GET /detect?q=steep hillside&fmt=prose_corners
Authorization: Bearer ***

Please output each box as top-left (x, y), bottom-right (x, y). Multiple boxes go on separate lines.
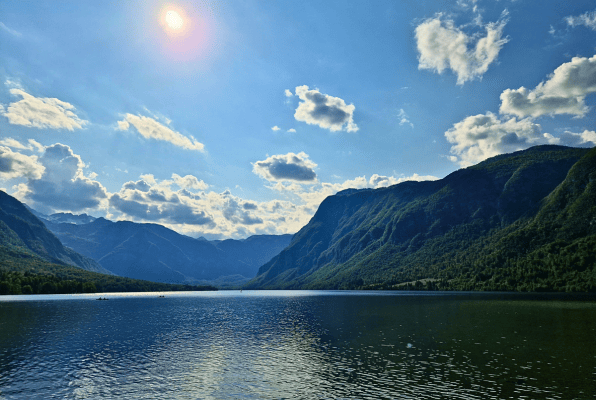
top-left (247, 146), bottom-right (595, 292)
top-left (0, 191), bottom-right (110, 274)
top-left (44, 218), bottom-right (292, 284)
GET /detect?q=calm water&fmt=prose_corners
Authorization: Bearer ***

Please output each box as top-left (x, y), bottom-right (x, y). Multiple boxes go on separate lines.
top-left (0, 291), bottom-right (595, 399)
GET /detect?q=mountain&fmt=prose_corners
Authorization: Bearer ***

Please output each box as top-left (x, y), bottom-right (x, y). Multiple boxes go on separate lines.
top-left (0, 192), bottom-right (216, 294)
top-left (246, 145), bottom-right (595, 292)
top-left (209, 235), bottom-right (294, 278)
top-left (43, 212), bottom-right (97, 225)
top-left (0, 191), bottom-right (111, 275)
top-left (43, 217), bottom-right (292, 285)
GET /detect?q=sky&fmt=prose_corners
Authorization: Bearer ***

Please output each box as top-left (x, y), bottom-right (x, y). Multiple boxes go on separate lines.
top-left (0, 0), bottom-right (596, 240)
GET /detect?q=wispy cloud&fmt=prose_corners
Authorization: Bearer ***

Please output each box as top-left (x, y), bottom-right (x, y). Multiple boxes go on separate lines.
top-left (117, 114), bottom-right (204, 152)
top-left (0, 137), bottom-right (44, 153)
top-left (565, 10), bottom-right (596, 30)
top-left (0, 22), bottom-right (22, 37)
top-left (2, 88), bottom-right (87, 130)
top-left (398, 109), bottom-right (414, 128)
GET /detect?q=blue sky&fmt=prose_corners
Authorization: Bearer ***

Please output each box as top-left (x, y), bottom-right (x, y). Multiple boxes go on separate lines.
top-left (0, 0), bottom-right (595, 239)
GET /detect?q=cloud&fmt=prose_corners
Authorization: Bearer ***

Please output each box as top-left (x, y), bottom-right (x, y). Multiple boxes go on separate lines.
top-left (271, 126), bottom-right (281, 131)
top-left (222, 197), bottom-right (263, 225)
top-left (252, 152), bottom-right (318, 182)
top-left (1, 89), bottom-right (87, 130)
top-left (0, 146), bottom-right (45, 180)
top-left (552, 129), bottom-right (596, 147)
top-left (415, 13), bottom-right (509, 84)
top-left (287, 128), bottom-right (296, 133)
top-left (565, 11), bottom-right (596, 30)
top-left (284, 89), bottom-right (293, 97)
top-left (107, 174), bottom-right (305, 238)
top-left (270, 173), bottom-right (439, 218)
top-left (109, 192), bottom-right (215, 226)
top-left (398, 109), bottom-right (414, 128)
top-left (117, 113), bottom-right (204, 151)
top-left (293, 85), bottom-right (358, 132)
top-left (110, 173), bottom-right (215, 226)
top-left (21, 144), bottom-right (108, 213)
top-left (171, 173), bottom-right (208, 190)
top-left (123, 179), bottom-right (152, 192)
top-left (499, 55), bottom-right (596, 118)
top-left (0, 137), bottom-right (44, 152)
top-left (0, 22), bottom-right (22, 37)
top-left (444, 112), bottom-right (567, 166)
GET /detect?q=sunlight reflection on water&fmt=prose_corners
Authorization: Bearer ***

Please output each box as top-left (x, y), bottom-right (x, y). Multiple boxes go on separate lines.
top-left (0, 291), bottom-right (595, 399)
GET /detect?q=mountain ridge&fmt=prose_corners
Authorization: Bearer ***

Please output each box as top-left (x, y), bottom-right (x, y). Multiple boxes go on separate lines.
top-left (0, 191), bottom-right (111, 275)
top-left (246, 145), bottom-right (595, 291)
top-left (42, 216), bottom-right (293, 285)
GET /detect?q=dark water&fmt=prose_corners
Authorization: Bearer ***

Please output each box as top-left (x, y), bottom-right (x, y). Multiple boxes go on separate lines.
top-left (0, 291), bottom-right (595, 399)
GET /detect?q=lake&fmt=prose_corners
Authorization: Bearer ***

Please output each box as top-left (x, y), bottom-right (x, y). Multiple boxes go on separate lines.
top-left (0, 291), bottom-right (595, 399)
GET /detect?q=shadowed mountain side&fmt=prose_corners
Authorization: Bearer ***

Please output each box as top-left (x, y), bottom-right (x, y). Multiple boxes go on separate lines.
top-left (209, 234), bottom-right (294, 278)
top-left (0, 191), bottom-right (110, 275)
top-left (246, 146), bottom-right (595, 291)
top-left (43, 217), bottom-right (292, 284)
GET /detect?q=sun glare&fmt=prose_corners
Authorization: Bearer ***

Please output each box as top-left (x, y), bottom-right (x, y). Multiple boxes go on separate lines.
top-left (166, 10), bottom-right (184, 30)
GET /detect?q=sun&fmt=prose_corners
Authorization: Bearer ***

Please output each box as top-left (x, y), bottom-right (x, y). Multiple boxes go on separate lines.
top-left (165, 10), bottom-right (184, 30)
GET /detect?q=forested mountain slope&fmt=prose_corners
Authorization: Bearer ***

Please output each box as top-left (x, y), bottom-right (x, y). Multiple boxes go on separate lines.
top-left (247, 146), bottom-right (595, 292)
top-left (0, 191), bottom-right (110, 274)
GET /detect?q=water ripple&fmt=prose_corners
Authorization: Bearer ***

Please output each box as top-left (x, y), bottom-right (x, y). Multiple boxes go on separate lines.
top-left (0, 292), bottom-right (595, 399)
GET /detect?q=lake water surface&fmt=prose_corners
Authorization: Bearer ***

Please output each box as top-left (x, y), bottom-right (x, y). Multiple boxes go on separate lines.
top-left (0, 291), bottom-right (595, 399)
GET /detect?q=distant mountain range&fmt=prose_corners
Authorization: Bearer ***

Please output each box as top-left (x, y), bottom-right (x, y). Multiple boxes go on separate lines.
top-left (246, 145), bottom-right (595, 292)
top-left (29, 210), bottom-right (97, 225)
top-left (38, 216), bottom-right (292, 285)
top-left (0, 191), bottom-right (110, 274)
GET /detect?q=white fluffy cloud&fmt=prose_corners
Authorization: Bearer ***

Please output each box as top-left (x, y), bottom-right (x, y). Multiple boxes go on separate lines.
top-left (549, 129), bottom-right (596, 147)
top-left (415, 13), bottom-right (508, 85)
top-left (117, 113), bottom-right (204, 152)
top-left (565, 11), bottom-right (596, 30)
top-left (14, 143), bottom-right (108, 213)
top-left (500, 55), bottom-right (596, 118)
top-left (109, 173), bottom-right (215, 227)
top-left (1, 88), bottom-right (87, 130)
top-left (108, 174), bottom-right (303, 238)
top-left (0, 146), bottom-right (45, 180)
top-left (293, 85), bottom-right (358, 132)
top-left (444, 112), bottom-right (556, 167)
top-left (171, 173), bottom-right (208, 190)
top-left (253, 152), bottom-right (318, 182)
